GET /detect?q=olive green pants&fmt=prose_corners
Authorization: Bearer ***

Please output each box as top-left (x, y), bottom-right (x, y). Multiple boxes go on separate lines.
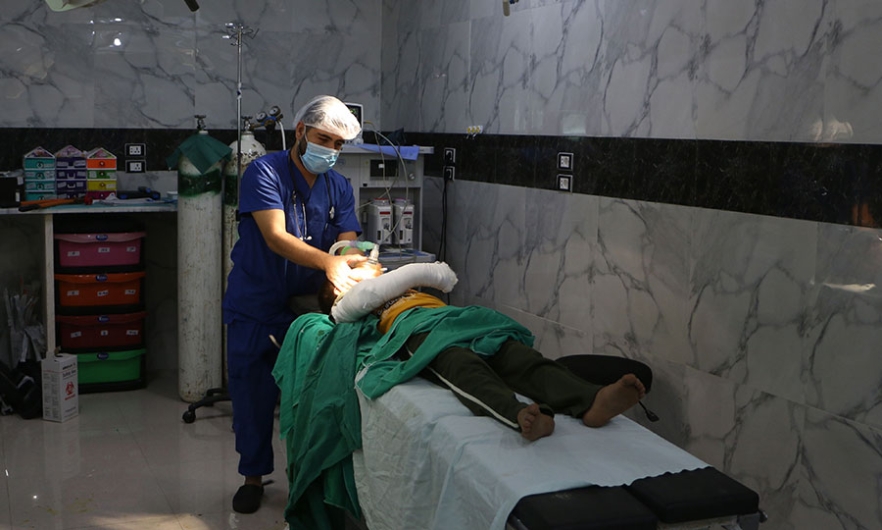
top-left (403, 333), bottom-right (603, 431)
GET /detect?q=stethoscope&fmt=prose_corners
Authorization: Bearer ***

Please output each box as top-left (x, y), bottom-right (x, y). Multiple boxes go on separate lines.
top-left (288, 150), bottom-right (335, 241)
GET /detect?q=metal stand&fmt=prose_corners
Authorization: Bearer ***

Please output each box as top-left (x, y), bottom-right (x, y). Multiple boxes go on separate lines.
top-left (181, 22), bottom-right (256, 423)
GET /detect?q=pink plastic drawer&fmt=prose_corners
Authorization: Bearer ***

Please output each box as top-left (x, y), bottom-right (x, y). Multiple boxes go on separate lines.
top-left (55, 232), bottom-right (145, 267)
top-left (56, 311), bottom-right (146, 350)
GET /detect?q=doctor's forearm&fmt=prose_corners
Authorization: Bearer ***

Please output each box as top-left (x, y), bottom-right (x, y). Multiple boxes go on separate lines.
top-left (266, 234), bottom-right (334, 271)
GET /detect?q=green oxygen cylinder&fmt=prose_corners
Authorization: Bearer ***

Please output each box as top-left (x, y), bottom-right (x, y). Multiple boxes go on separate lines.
top-left (166, 118), bottom-right (231, 403)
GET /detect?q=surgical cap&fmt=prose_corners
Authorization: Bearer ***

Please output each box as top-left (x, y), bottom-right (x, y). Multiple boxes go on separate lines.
top-left (293, 95), bottom-right (361, 141)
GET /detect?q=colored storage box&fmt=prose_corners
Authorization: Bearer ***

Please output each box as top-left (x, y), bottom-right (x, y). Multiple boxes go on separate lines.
top-left (56, 311), bottom-right (146, 351)
top-left (55, 145), bottom-right (86, 169)
top-left (55, 271), bottom-right (145, 308)
top-left (25, 191), bottom-right (56, 201)
top-left (77, 348), bottom-right (144, 385)
top-left (23, 147), bottom-right (56, 170)
top-left (25, 169), bottom-right (56, 180)
top-left (88, 169), bottom-right (115, 179)
top-left (25, 180), bottom-right (56, 191)
top-left (55, 231), bottom-right (145, 267)
top-left (85, 147), bottom-right (117, 170)
top-left (57, 169), bottom-right (87, 180)
top-left (86, 179), bottom-right (116, 191)
top-left (56, 179), bottom-right (87, 197)
top-left (85, 190), bottom-right (114, 200)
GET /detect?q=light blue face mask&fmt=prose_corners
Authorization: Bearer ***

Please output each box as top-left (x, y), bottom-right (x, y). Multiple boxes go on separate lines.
top-left (300, 141), bottom-right (340, 174)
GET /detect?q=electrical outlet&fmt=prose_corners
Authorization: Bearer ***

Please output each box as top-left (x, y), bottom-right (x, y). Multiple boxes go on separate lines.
top-left (443, 166), bottom-right (455, 182)
top-left (443, 147), bottom-right (456, 165)
top-left (557, 152), bottom-right (574, 171)
top-left (557, 174), bottom-right (572, 192)
top-left (126, 143), bottom-right (146, 157)
top-left (126, 160), bottom-right (146, 173)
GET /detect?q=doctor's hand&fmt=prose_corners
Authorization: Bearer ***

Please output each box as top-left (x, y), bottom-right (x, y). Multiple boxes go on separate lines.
top-left (326, 254), bottom-right (368, 293)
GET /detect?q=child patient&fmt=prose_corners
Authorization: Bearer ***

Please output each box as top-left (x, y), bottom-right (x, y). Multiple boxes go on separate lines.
top-left (320, 262), bottom-right (647, 441)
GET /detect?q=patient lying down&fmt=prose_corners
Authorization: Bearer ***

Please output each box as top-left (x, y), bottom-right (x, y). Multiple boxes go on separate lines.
top-left (320, 262), bottom-right (647, 442)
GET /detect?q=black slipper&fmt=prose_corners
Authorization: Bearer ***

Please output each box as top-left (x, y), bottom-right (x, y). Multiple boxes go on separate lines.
top-left (232, 484), bottom-right (264, 514)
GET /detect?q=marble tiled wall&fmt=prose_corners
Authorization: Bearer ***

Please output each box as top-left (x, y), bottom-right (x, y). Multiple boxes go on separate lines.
top-left (422, 178), bottom-right (882, 529)
top-left (392, 1), bottom-right (882, 529)
top-left (0, 0), bottom-right (382, 130)
top-left (382, 0), bottom-right (882, 144)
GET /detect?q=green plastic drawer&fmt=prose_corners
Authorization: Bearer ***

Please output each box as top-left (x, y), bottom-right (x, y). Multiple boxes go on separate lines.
top-left (77, 348), bottom-right (144, 385)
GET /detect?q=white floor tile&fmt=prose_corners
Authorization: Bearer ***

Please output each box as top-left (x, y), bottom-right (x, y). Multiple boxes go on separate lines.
top-left (7, 467), bottom-right (174, 529)
top-left (177, 511), bottom-right (288, 530)
top-left (0, 371), bottom-right (291, 530)
top-left (0, 476), bottom-right (12, 529)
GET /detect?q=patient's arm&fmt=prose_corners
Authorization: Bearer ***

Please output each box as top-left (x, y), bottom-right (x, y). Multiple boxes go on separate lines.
top-left (331, 262), bottom-right (458, 322)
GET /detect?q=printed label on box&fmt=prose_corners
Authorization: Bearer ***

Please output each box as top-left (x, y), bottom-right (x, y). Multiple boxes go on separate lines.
top-left (67, 289), bottom-right (79, 296)
top-left (71, 331), bottom-right (81, 338)
top-left (67, 251), bottom-right (80, 257)
top-left (127, 330), bottom-right (139, 336)
top-left (97, 290), bottom-right (108, 297)
top-left (125, 289), bottom-right (136, 295)
top-left (127, 246), bottom-right (137, 252)
top-left (98, 247), bottom-right (110, 253)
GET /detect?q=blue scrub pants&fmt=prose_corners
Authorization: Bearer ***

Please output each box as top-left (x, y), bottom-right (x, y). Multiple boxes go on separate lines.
top-left (226, 319), bottom-right (289, 477)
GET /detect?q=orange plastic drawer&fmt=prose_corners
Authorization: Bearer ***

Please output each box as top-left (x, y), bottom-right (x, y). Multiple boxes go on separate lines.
top-left (86, 159), bottom-right (117, 170)
top-left (55, 271), bottom-right (145, 307)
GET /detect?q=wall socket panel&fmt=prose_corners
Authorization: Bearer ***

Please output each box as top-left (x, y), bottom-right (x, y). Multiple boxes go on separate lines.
top-left (443, 166), bottom-right (455, 182)
top-left (557, 174), bottom-right (572, 192)
top-left (126, 143), bottom-right (146, 157)
top-left (557, 152), bottom-right (574, 171)
top-left (126, 160), bottom-right (146, 173)
top-left (443, 147), bottom-right (456, 165)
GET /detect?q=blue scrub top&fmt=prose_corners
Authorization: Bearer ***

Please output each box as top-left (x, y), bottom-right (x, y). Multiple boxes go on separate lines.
top-left (223, 149), bottom-right (361, 325)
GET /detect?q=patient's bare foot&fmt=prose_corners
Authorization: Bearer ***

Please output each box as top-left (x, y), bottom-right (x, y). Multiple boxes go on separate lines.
top-left (518, 403), bottom-right (555, 441)
top-left (582, 374), bottom-right (646, 428)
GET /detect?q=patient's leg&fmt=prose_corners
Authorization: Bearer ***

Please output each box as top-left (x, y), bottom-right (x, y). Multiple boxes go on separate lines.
top-left (405, 333), bottom-right (550, 437)
top-left (581, 374), bottom-right (645, 428)
top-left (487, 341), bottom-right (648, 425)
top-left (518, 403), bottom-right (555, 441)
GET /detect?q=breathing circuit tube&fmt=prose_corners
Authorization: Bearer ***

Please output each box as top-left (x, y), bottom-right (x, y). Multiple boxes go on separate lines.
top-left (329, 240), bottom-right (380, 264)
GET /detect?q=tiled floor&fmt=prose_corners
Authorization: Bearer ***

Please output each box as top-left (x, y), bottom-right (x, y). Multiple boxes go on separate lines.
top-left (0, 371), bottom-right (290, 530)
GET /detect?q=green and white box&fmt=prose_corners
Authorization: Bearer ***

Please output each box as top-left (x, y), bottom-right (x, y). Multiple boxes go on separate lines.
top-left (42, 353), bottom-right (79, 422)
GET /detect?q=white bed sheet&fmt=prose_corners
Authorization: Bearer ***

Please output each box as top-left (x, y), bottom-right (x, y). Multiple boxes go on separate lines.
top-left (353, 377), bottom-right (708, 530)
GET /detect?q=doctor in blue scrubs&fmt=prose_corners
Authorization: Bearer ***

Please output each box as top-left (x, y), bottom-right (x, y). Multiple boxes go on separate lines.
top-left (222, 95), bottom-right (367, 514)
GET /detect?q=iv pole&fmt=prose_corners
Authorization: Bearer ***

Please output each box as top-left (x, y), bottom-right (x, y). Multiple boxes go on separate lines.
top-left (180, 22), bottom-right (259, 422)
top-left (180, 22), bottom-right (257, 420)
top-left (225, 22), bottom-right (257, 187)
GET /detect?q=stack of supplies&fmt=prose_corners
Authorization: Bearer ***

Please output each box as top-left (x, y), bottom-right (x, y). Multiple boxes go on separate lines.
top-left (23, 147), bottom-right (56, 202)
top-left (54, 145), bottom-right (87, 199)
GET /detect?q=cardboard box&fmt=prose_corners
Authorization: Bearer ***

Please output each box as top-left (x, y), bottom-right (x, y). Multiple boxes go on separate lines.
top-left (42, 353), bottom-right (79, 422)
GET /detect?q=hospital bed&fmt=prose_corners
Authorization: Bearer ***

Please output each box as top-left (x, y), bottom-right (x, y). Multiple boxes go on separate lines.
top-left (350, 356), bottom-right (764, 530)
top-left (505, 355), bottom-right (764, 530)
top-left (274, 260), bottom-right (764, 530)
